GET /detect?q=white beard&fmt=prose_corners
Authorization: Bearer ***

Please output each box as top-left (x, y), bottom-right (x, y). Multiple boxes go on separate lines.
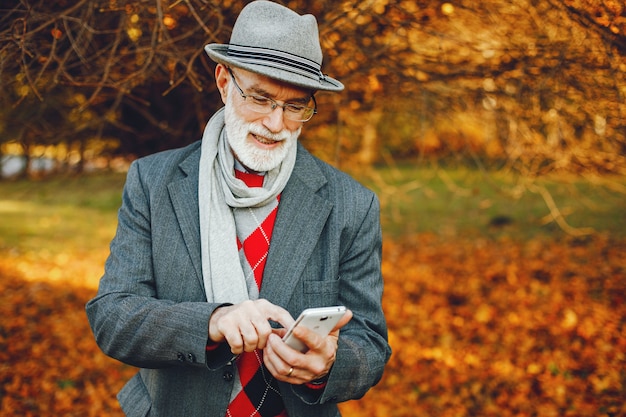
top-left (224, 94), bottom-right (301, 172)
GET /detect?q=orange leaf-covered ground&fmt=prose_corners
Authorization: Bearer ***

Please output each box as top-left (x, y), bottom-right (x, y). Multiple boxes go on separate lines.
top-left (0, 266), bottom-right (136, 417)
top-left (1, 234), bottom-right (624, 416)
top-left (342, 234), bottom-right (626, 417)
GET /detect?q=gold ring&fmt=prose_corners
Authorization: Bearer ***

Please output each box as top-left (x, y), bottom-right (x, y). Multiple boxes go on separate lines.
top-left (286, 367), bottom-right (294, 377)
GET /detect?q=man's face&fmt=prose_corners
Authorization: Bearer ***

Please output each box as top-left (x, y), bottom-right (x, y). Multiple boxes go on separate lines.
top-left (223, 68), bottom-right (308, 172)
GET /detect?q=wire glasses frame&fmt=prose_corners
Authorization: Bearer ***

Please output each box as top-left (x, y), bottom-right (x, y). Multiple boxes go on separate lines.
top-left (227, 68), bottom-right (317, 122)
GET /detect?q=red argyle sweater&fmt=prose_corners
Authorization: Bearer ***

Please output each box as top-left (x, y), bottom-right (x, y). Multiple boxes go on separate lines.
top-left (225, 169), bottom-right (287, 417)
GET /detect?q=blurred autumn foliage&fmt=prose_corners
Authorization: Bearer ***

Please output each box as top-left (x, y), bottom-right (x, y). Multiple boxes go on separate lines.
top-left (1, 0), bottom-right (625, 175)
top-left (1, 233), bottom-right (624, 416)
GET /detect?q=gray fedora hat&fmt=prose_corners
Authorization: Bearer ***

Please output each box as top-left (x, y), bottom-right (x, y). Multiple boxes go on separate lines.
top-left (204, 1), bottom-right (343, 92)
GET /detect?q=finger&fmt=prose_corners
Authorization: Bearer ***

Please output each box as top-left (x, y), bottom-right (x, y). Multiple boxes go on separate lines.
top-left (288, 326), bottom-right (334, 355)
top-left (239, 322), bottom-right (260, 352)
top-left (218, 301), bottom-right (272, 352)
top-left (249, 317), bottom-right (274, 350)
top-left (223, 316), bottom-right (262, 353)
top-left (208, 305), bottom-right (234, 344)
top-left (263, 335), bottom-right (296, 380)
top-left (249, 301), bottom-right (291, 350)
top-left (290, 311), bottom-right (349, 348)
top-left (255, 299), bottom-right (296, 330)
top-left (224, 330), bottom-right (245, 355)
top-left (266, 334), bottom-right (329, 383)
top-left (272, 327), bottom-right (288, 338)
top-left (331, 308), bottom-right (353, 332)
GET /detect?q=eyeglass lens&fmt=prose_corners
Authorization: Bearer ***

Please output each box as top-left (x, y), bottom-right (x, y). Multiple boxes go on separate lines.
top-left (229, 69), bottom-right (316, 122)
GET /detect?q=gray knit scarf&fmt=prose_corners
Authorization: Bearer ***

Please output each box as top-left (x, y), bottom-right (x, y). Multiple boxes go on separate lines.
top-left (198, 108), bottom-right (296, 304)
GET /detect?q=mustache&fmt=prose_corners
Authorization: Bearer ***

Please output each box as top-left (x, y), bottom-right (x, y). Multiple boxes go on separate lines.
top-left (247, 123), bottom-right (294, 142)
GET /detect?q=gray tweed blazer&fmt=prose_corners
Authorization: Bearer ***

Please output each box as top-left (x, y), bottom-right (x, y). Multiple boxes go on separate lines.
top-left (86, 141), bottom-right (391, 417)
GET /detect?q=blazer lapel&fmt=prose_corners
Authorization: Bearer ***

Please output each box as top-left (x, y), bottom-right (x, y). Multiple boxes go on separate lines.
top-left (164, 143), bottom-right (332, 303)
top-left (261, 145), bottom-right (333, 307)
top-left (167, 146), bottom-right (205, 292)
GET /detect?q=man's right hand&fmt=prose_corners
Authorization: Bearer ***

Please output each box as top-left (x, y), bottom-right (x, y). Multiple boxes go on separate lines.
top-left (208, 299), bottom-right (295, 355)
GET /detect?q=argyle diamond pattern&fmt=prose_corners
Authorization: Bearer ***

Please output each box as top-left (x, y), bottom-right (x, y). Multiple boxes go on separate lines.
top-left (225, 170), bottom-right (286, 417)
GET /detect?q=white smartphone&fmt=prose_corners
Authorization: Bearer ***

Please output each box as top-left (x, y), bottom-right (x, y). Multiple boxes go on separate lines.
top-left (282, 306), bottom-right (347, 353)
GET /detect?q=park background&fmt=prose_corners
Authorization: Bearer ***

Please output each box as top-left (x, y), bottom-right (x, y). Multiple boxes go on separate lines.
top-left (0, 0), bottom-right (625, 416)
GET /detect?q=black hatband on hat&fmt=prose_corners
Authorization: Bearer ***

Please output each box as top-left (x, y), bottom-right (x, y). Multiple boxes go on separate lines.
top-left (227, 45), bottom-right (325, 82)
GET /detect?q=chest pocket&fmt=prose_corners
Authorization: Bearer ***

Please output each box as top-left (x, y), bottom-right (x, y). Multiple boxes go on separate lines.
top-left (302, 278), bottom-right (340, 306)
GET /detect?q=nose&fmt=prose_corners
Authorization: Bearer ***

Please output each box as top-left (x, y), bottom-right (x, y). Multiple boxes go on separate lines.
top-left (262, 106), bottom-right (286, 133)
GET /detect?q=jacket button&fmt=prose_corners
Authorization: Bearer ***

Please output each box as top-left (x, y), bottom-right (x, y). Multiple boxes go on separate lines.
top-left (187, 353), bottom-right (196, 363)
top-left (177, 352), bottom-right (185, 362)
top-left (223, 371), bottom-right (234, 381)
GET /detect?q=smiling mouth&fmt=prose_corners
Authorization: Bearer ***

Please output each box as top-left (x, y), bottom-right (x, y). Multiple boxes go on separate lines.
top-left (252, 133), bottom-right (281, 145)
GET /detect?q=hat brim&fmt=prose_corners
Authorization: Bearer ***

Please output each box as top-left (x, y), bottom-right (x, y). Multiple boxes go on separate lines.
top-left (205, 44), bottom-right (344, 92)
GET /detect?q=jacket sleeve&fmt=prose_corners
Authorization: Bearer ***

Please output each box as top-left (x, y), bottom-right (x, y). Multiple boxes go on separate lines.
top-left (85, 159), bottom-right (226, 369)
top-left (325, 193), bottom-right (390, 402)
top-left (288, 191), bottom-right (391, 406)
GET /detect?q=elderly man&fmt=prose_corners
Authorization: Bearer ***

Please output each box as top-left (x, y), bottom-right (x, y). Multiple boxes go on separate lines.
top-left (86, 1), bottom-right (391, 416)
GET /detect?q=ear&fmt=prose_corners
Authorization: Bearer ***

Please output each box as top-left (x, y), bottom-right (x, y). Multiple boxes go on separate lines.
top-left (215, 64), bottom-right (229, 104)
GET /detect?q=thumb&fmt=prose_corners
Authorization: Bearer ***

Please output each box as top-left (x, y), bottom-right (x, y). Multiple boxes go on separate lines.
top-left (329, 309), bottom-right (353, 335)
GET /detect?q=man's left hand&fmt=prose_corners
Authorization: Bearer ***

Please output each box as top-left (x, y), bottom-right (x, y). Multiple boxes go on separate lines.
top-left (263, 309), bottom-right (353, 384)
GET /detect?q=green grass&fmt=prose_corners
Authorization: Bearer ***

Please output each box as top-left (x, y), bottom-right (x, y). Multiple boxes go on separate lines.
top-left (0, 173), bottom-right (126, 255)
top-left (0, 168), bottom-right (624, 260)
top-left (349, 164), bottom-right (626, 240)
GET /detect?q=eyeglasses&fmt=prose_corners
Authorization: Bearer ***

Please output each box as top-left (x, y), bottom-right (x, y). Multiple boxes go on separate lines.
top-left (228, 68), bottom-right (317, 122)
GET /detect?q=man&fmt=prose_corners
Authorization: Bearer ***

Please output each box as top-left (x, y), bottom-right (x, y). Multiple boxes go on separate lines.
top-left (86, 1), bottom-right (391, 416)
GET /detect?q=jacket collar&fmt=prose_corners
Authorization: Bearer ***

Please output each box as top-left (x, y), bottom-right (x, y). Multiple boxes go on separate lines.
top-left (169, 141), bottom-right (332, 303)
top-left (260, 143), bottom-right (333, 306)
